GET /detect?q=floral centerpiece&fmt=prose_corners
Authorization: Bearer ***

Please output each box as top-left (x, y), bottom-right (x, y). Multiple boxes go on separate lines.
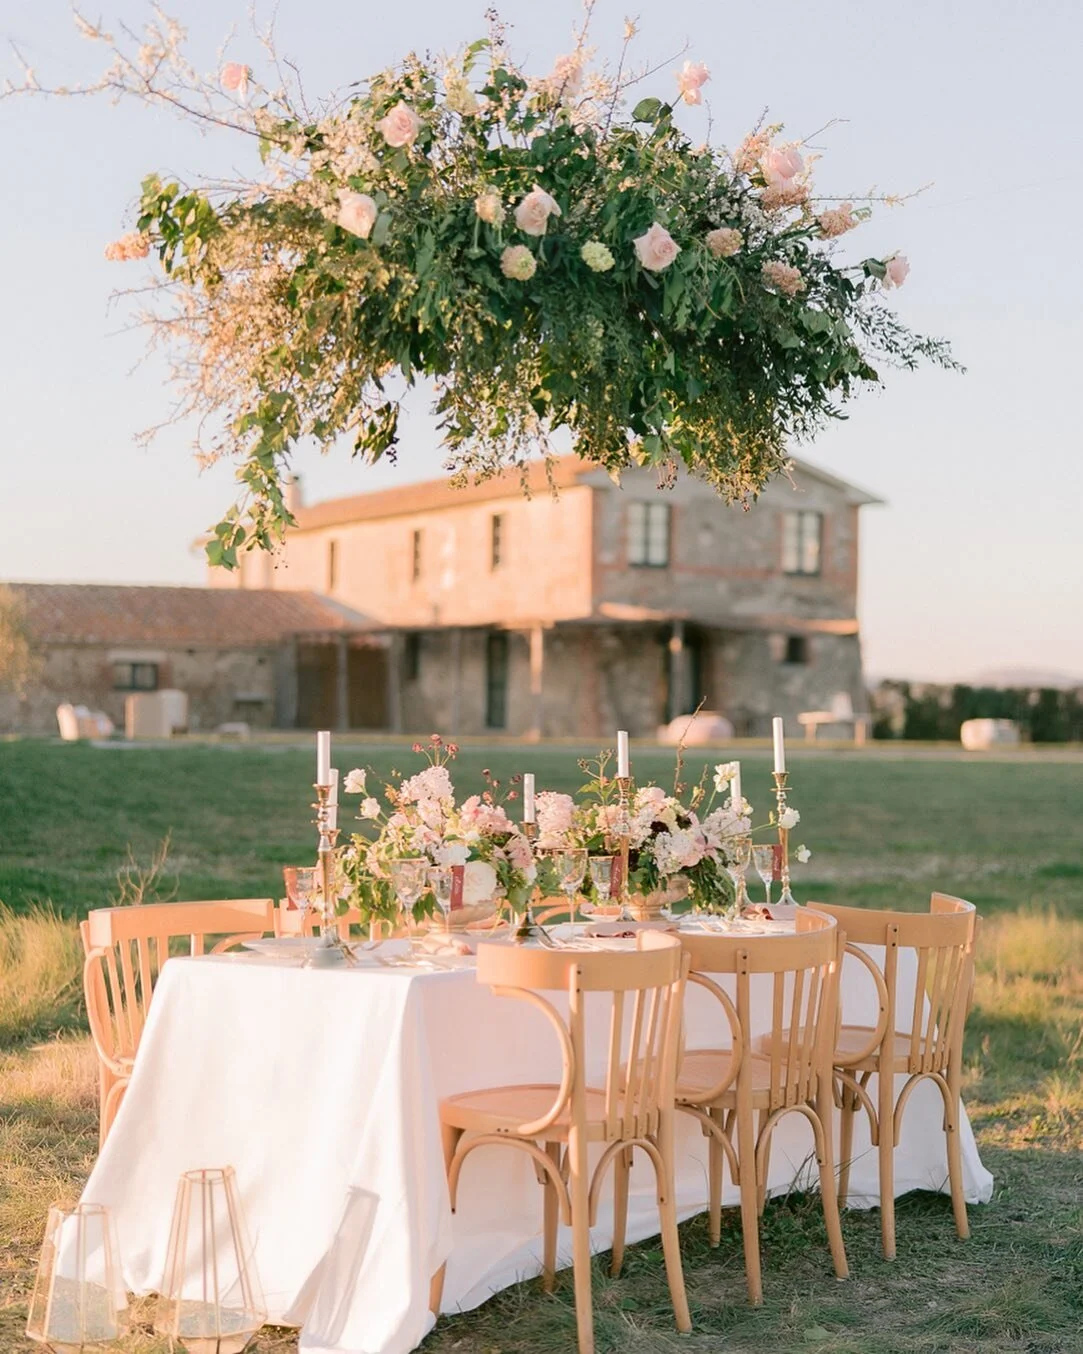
top-left (339, 737), bottom-right (536, 931)
top-left (12, 12), bottom-right (956, 565)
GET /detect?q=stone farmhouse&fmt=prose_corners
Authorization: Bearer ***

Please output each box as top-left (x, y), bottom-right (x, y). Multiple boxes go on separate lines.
top-left (208, 455), bottom-right (881, 738)
top-left (3, 456), bottom-right (879, 738)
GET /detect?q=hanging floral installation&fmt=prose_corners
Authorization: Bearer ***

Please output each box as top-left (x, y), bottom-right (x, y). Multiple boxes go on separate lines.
top-left (6, 8), bottom-right (956, 566)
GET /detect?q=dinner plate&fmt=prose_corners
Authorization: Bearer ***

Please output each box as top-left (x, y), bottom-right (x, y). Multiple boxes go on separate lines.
top-left (241, 937), bottom-right (327, 956)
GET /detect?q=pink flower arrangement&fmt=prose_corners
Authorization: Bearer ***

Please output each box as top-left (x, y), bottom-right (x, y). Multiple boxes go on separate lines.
top-left (675, 60), bottom-right (710, 106)
top-left (633, 222), bottom-right (681, 272)
top-left (817, 202), bottom-right (858, 239)
top-left (398, 764), bottom-right (454, 805)
top-left (535, 791), bottom-right (575, 846)
top-left (377, 101), bottom-right (422, 148)
top-left (458, 794), bottom-right (514, 836)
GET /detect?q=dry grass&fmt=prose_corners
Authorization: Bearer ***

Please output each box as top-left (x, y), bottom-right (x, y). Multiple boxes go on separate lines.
top-left (0, 905), bottom-right (83, 1046)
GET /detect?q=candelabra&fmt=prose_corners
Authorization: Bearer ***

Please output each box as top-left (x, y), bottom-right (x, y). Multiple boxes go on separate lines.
top-left (310, 783), bottom-right (349, 966)
top-left (771, 771), bottom-right (798, 906)
top-left (614, 775), bottom-right (632, 916)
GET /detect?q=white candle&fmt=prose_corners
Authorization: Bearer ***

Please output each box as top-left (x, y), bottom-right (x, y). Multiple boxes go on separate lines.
top-left (316, 730), bottom-right (331, 787)
top-left (772, 716), bottom-right (786, 774)
top-left (522, 773), bottom-right (536, 824)
top-left (731, 763), bottom-right (742, 815)
top-left (616, 730), bottom-right (630, 779)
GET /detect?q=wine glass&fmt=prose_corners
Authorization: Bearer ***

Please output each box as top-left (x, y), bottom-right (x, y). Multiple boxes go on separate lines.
top-left (428, 865), bottom-right (455, 932)
top-left (390, 857), bottom-right (430, 947)
top-left (751, 844), bottom-right (776, 908)
top-left (725, 836), bottom-right (753, 916)
top-left (283, 866), bottom-right (319, 931)
top-left (588, 856), bottom-right (615, 916)
top-left (556, 848), bottom-right (588, 926)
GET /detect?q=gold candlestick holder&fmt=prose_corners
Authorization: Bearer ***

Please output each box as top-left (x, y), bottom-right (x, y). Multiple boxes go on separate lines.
top-left (772, 771), bottom-right (798, 906)
top-left (513, 819), bottom-right (555, 947)
top-left (615, 776), bottom-right (633, 918)
top-left (310, 783), bottom-right (348, 966)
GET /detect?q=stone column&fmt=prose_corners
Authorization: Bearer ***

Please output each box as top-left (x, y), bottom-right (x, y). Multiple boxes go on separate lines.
top-left (527, 625), bottom-right (545, 742)
top-left (667, 619), bottom-right (687, 723)
top-left (335, 633), bottom-right (349, 731)
top-left (386, 633), bottom-right (404, 734)
top-left (449, 629), bottom-right (463, 734)
top-left (274, 636), bottom-right (299, 729)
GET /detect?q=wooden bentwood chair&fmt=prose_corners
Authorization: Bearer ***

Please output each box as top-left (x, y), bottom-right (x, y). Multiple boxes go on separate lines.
top-left (80, 899), bottom-right (275, 1146)
top-left (807, 895), bottom-right (979, 1260)
top-left (675, 910), bottom-right (849, 1305)
top-left (434, 933), bottom-right (691, 1354)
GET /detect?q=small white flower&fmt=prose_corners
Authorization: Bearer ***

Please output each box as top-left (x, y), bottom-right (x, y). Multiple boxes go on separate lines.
top-left (359, 797), bottom-right (381, 820)
top-left (729, 795), bottom-right (751, 818)
top-left (436, 842), bottom-right (470, 867)
top-left (580, 240), bottom-right (615, 272)
top-left (779, 807), bottom-right (800, 830)
top-left (796, 845), bottom-right (811, 864)
top-left (344, 768), bottom-right (367, 794)
top-left (713, 761), bottom-right (739, 792)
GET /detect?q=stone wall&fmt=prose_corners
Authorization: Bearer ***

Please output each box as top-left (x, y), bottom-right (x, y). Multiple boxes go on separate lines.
top-left (0, 643), bottom-right (280, 735)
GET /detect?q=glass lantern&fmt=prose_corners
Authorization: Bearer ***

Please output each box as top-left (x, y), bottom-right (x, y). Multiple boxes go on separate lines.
top-left (154, 1167), bottom-right (265, 1354)
top-left (26, 1202), bottom-right (129, 1352)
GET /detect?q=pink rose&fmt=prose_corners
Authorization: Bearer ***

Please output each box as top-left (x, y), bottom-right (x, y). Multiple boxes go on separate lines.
top-left (706, 227), bottom-right (743, 258)
top-left (377, 101), bottom-right (422, 149)
top-left (633, 222), bottom-right (681, 273)
top-left (336, 191), bottom-right (378, 240)
top-left (883, 254), bottom-right (910, 289)
top-left (513, 185), bottom-right (562, 237)
top-left (675, 60), bottom-right (710, 106)
top-left (220, 62), bottom-right (249, 97)
top-left (760, 144), bottom-right (804, 186)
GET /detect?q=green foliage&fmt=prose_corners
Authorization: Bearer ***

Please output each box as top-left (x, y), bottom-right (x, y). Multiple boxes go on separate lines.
top-left (872, 680), bottom-right (1083, 742)
top-left (122, 39), bottom-right (954, 567)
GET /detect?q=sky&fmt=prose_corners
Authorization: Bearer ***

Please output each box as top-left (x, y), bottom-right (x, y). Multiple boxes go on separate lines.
top-left (2, 0), bottom-right (1081, 683)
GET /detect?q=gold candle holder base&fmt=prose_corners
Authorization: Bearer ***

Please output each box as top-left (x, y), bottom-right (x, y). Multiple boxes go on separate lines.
top-left (311, 783), bottom-right (349, 964)
top-left (513, 820), bottom-right (554, 946)
top-left (772, 770), bottom-right (797, 906)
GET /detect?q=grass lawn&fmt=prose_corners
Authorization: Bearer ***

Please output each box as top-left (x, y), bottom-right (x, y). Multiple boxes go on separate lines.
top-left (1, 738), bottom-right (1082, 1352)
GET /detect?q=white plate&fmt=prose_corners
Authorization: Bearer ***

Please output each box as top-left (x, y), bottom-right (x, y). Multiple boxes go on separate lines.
top-left (242, 937), bottom-right (327, 956)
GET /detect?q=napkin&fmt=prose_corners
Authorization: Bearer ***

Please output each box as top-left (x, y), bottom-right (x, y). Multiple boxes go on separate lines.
top-left (417, 932), bottom-right (474, 958)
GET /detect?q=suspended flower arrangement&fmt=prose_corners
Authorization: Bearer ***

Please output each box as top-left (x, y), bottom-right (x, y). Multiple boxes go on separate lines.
top-left (8, 10), bottom-right (956, 566)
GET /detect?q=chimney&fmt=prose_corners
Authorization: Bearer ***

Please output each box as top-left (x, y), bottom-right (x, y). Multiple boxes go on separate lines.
top-left (286, 474), bottom-right (304, 516)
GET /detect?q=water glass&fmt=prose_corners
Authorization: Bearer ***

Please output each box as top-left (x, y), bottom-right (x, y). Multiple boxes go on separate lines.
top-left (726, 835), bottom-right (753, 914)
top-left (282, 866), bottom-right (319, 928)
top-left (588, 856), bottom-right (615, 912)
top-left (428, 866), bottom-right (455, 930)
top-left (390, 858), bottom-right (430, 942)
top-left (751, 844), bottom-right (776, 907)
top-left (556, 848), bottom-right (588, 925)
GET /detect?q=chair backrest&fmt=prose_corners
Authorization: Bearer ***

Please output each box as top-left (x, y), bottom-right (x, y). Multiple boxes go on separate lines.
top-left (678, 910), bottom-right (842, 1111)
top-left (808, 895), bottom-right (977, 1074)
top-left (475, 933), bottom-right (688, 1142)
top-left (82, 899), bottom-right (275, 1065)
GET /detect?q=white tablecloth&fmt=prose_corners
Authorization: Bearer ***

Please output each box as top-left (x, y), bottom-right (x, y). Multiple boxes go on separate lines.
top-left (81, 945), bottom-right (993, 1354)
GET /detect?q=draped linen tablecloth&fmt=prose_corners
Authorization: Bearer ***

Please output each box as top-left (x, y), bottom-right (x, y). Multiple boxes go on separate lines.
top-left (80, 944), bottom-right (993, 1354)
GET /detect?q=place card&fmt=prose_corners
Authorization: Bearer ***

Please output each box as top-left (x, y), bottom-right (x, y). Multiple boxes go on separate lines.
top-left (449, 865), bottom-right (465, 911)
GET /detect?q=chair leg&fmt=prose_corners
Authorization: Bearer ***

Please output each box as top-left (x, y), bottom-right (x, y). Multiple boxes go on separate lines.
top-left (756, 1110), bottom-right (771, 1216)
top-left (877, 1068), bottom-right (897, 1261)
top-left (655, 1117), bottom-right (692, 1333)
top-left (568, 1127), bottom-right (595, 1354)
top-left (544, 1141), bottom-right (563, 1292)
top-left (429, 1122), bottom-right (463, 1316)
top-left (837, 1077), bottom-right (856, 1209)
top-left (814, 1090), bottom-right (849, 1281)
top-left (736, 1104), bottom-right (763, 1305)
top-left (610, 1146), bottom-right (631, 1278)
top-left (707, 1106), bottom-right (724, 1247)
top-left (945, 1076), bottom-right (970, 1241)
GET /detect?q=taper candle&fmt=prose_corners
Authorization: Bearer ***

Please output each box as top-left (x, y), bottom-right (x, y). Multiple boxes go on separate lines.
top-left (731, 763), bottom-right (742, 816)
top-left (616, 730), bottom-right (630, 779)
top-left (772, 716), bottom-right (786, 774)
top-left (316, 730), bottom-right (332, 787)
top-left (522, 773), bottom-right (536, 824)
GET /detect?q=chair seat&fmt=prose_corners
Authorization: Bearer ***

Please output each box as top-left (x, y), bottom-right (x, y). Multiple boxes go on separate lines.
top-left (752, 1025), bottom-right (935, 1072)
top-left (440, 1083), bottom-right (612, 1141)
top-left (676, 1048), bottom-right (819, 1109)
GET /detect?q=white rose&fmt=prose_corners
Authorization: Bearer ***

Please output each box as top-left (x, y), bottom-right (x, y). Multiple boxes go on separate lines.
top-left (796, 845), bottom-right (811, 863)
top-left (514, 185), bottom-right (562, 237)
top-left (360, 797), bottom-right (381, 820)
top-left (377, 101), bottom-right (422, 148)
top-left (463, 860), bottom-right (498, 905)
top-left (337, 192), bottom-right (378, 240)
top-left (633, 222), bottom-right (681, 272)
top-left (779, 807), bottom-right (800, 830)
top-left (344, 768), bottom-right (367, 794)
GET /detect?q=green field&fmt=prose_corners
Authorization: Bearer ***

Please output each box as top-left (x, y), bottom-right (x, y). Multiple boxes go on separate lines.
top-left (1, 739), bottom-right (1082, 1352)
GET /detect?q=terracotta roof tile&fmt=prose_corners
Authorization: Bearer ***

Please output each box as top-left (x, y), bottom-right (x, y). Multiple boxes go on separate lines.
top-left (293, 455), bottom-right (594, 532)
top-left (11, 584), bottom-right (371, 646)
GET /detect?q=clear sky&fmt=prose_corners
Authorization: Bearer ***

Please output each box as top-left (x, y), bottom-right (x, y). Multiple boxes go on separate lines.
top-left (3, 0), bottom-right (1081, 683)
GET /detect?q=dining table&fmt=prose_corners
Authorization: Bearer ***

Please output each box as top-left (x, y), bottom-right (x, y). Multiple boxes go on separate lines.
top-left (79, 921), bottom-right (994, 1354)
